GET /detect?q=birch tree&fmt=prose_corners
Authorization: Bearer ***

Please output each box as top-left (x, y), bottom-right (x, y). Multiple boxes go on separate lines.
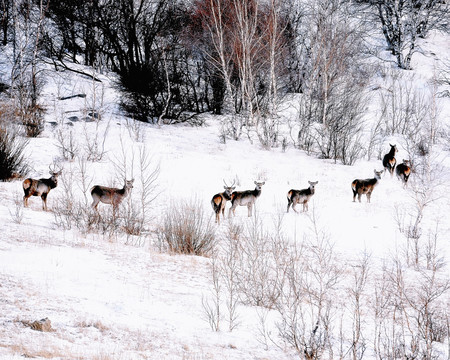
top-left (373, 0), bottom-right (448, 69)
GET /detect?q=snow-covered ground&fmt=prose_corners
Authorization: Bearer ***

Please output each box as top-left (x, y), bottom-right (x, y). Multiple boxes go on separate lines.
top-left (0, 29), bottom-right (449, 359)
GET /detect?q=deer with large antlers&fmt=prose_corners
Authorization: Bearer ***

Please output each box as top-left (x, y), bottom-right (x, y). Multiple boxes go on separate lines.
top-left (211, 180), bottom-right (236, 224)
top-left (22, 165), bottom-right (63, 211)
top-left (229, 181), bottom-right (265, 218)
top-left (91, 179), bottom-right (134, 214)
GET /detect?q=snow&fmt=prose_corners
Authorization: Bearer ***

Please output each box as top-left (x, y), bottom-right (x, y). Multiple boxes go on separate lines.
top-left (0, 29), bottom-right (449, 359)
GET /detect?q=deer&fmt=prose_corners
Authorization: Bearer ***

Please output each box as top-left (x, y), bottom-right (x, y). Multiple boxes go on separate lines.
top-left (287, 181), bottom-right (318, 213)
top-left (395, 159), bottom-right (411, 188)
top-left (91, 179), bottom-right (134, 214)
top-left (382, 144), bottom-right (398, 177)
top-left (351, 169), bottom-right (383, 203)
top-left (229, 181), bottom-right (265, 218)
top-left (22, 165), bottom-right (62, 211)
top-left (211, 180), bottom-right (236, 224)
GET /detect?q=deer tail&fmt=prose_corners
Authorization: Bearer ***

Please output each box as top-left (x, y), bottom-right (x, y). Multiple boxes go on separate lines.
top-left (287, 190), bottom-right (292, 201)
top-left (211, 195), bottom-right (222, 213)
top-left (351, 180), bottom-right (357, 193)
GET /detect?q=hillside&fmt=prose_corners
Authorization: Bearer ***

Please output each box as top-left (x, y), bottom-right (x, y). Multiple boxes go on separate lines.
top-left (0, 16), bottom-right (449, 360)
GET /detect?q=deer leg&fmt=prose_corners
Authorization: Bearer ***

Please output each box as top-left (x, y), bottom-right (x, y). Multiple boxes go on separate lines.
top-left (367, 192), bottom-right (371, 203)
top-left (91, 195), bottom-right (100, 211)
top-left (215, 210), bottom-right (220, 224)
top-left (292, 203), bottom-right (299, 213)
top-left (357, 193), bottom-right (362, 203)
top-left (41, 193), bottom-right (48, 211)
top-left (247, 203), bottom-right (252, 217)
top-left (112, 204), bottom-right (118, 219)
top-left (229, 203), bottom-right (236, 218)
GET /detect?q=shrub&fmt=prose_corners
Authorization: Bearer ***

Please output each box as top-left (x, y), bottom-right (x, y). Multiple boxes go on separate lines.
top-left (156, 199), bottom-right (217, 256)
top-left (0, 126), bottom-right (29, 181)
top-left (22, 105), bottom-right (45, 138)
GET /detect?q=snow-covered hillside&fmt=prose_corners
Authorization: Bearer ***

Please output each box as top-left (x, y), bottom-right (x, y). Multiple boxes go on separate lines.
top-left (0, 29), bottom-right (449, 359)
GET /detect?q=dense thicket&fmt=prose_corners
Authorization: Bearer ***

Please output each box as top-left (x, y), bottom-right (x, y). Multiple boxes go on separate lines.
top-left (0, 0), bottom-right (447, 158)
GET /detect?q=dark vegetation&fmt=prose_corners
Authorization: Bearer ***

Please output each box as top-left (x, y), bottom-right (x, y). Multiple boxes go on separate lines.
top-left (0, 0), bottom-right (448, 172)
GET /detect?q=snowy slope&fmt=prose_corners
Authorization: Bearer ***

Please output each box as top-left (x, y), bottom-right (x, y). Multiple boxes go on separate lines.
top-left (0, 29), bottom-right (449, 359)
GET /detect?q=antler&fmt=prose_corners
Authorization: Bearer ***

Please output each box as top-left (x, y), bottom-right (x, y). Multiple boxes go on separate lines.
top-left (49, 162), bottom-right (63, 174)
top-left (223, 179), bottom-right (236, 188)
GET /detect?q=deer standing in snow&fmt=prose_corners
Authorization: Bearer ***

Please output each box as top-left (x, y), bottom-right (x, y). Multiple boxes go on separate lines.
top-left (211, 180), bottom-right (236, 224)
top-left (382, 144), bottom-right (397, 177)
top-left (22, 165), bottom-right (62, 211)
top-left (287, 181), bottom-right (318, 213)
top-left (395, 159), bottom-right (411, 188)
top-left (229, 181), bottom-right (265, 218)
top-left (351, 170), bottom-right (383, 203)
top-left (91, 179), bottom-right (134, 214)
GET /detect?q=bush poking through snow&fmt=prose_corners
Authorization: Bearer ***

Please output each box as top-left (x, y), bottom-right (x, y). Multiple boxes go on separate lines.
top-left (156, 199), bottom-right (217, 256)
top-left (0, 125), bottom-right (29, 181)
top-left (21, 105), bottom-right (45, 138)
top-left (21, 318), bottom-right (53, 332)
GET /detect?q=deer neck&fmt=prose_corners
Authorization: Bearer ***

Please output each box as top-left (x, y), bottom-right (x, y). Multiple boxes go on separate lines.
top-left (43, 177), bottom-right (58, 189)
top-left (253, 187), bottom-right (262, 198)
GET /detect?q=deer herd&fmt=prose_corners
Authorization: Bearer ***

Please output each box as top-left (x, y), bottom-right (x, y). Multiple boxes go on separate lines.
top-left (21, 144), bottom-right (412, 225)
top-left (209, 144), bottom-right (411, 223)
top-left (21, 164), bottom-right (134, 213)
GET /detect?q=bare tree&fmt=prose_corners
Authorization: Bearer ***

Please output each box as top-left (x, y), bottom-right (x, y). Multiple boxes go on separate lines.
top-left (219, 222), bottom-right (243, 331)
top-left (193, 0), bottom-right (289, 145)
top-left (292, 0), bottom-right (369, 165)
top-left (202, 252), bottom-right (222, 332)
top-left (371, 0), bottom-right (448, 69)
top-left (347, 253), bottom-right (371, 360)
top-left (373, 254), bottom-right (450, 359)
top-left (10, 0), bottom-right (48, 137)
top-left (275, 211), bottom-right (343, 359)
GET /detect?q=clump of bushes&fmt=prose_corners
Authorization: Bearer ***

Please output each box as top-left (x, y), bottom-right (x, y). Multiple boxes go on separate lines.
top-left (156, 199), bottom-right (217, 256)
top-left (0, 125), bottom-right (29, 181)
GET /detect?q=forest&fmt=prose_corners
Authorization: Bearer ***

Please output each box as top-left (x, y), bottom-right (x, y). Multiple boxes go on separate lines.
top-left (1, 0), bottom-right (448, 167)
